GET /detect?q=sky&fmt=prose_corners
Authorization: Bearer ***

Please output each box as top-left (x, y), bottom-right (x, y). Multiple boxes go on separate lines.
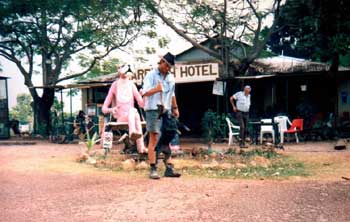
top-left (0, 23), bottom-right (191, 114)
top-left (0, 0), bottom-right (275, 114)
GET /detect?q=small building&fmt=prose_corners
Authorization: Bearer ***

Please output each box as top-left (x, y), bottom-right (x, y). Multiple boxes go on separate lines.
top-left (0, 76), bottom-right (10, 139)
top-left (75, 44), bottom-right (350, 135)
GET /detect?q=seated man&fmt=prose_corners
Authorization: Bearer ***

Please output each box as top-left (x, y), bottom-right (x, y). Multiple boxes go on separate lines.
top-left (102, 64), bottom-right (147, 153)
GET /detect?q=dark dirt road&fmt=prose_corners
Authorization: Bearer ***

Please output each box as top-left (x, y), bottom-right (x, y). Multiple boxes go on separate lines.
top-left (1, 142), bottom-right (349, 222)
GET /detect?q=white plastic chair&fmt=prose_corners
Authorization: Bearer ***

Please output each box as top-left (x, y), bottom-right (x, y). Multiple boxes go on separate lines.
top-left (225, 117), bottom-right (240, 147)
top-left (274, 116), bottom-right (292, 144)
top-left (260, 119), bottom-right (275, 144)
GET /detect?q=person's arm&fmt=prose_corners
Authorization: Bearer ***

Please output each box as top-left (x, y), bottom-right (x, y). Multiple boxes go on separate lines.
top-left (102, 81), bottom-right (116, 114)
top-left (171, 95), bottom-right (179, 118)
top-left (230, 94), bottom-right (237, 112)
top-left (143, 81), bottom-right (162, 97)
top-left (142, 72), bottom-right (162, 97)
top-left (132, 83), bottom-right (144, 108)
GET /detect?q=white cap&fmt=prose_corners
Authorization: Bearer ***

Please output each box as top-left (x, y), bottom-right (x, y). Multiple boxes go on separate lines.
top-left (244, 85), bottom-right (251, 89)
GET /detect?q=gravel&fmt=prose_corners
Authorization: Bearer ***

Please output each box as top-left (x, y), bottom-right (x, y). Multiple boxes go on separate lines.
top-left (1, 142), bottom-right (349, 222)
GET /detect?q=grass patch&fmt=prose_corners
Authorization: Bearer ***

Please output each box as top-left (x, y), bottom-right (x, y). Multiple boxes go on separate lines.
top-left (92, 148), bottom-right (309, 179)
top-left (181, 156), bottom-right (309, 179)
top-left (240, 148), bottom-right (279, 159)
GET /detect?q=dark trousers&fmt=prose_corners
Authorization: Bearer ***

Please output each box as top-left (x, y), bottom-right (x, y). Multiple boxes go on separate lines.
top-left (236, 111), bottom-right (249, 145)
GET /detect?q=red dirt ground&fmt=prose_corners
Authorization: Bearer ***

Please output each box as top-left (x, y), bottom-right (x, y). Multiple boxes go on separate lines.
top-left (1, 141), bottom-right (350, 222)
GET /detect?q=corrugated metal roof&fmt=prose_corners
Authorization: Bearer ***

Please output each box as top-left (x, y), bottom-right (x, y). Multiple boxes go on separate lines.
top-left (78, 72), bottom-right (119, 84)
top-left (252, 56), bottom-right (350, 74)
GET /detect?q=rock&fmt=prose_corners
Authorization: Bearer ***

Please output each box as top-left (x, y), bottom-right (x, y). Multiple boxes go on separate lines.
top-left (94, 160), bottom-right (106, 168)
top-left (334, 139), bottom-right (347, 150)
top-left (272, 172), bottom-right (280, 176)
top-left (122, 159), bottom-right (136, 171)
top-left (86, 156), bottom-right (97, 165)
top-left (201, 160), bottom-right (219, 169)
top-left (191, 147), bottom-right (200, 157)
top-left (263, 142), bottom-right (274, 150)
top-left (219, 163), bottom-right (233, 170)
top-left (76, 153), bottom-right (89, 162)
top-left (135, 161), bottom-right (149, 170)
top-left (94, 149), bottom-right (106, 156)
top-left (209, 152), bottom-right (217, 160)
top-left (250, 160), bottom-right (257, 167)
top-left (235, 163), bottom-right (247, 169)
top-left (253, 156), bottom-right (271, 168)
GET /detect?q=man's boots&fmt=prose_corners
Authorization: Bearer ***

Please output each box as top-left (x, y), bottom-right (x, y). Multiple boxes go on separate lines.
top-left (164, 163), bottom-right (181, 177)
top-left (149, 164), bottom-right (160, 179)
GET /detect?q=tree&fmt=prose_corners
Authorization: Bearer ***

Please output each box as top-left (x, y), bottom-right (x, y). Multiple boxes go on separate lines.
top-left (267, 0), bottom-right (350, 71)
top-left (0, 0), bottom-right (151, 134)
top-left (9, 93), bottom-right (33, 123)
top-left (146, 0), bottom-right (283, 78)
top-left (76, 57), bottom-right (120, 81)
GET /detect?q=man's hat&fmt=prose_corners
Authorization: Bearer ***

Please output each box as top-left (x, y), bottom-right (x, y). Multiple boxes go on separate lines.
top-left (160, 52), bottom-right (175, 67)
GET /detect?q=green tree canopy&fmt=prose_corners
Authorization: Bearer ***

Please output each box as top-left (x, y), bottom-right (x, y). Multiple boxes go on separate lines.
top-left (267, 0), bottom-right (350, 71)
top-left (9, 93), bottom-right (33, 123)
top-left (0, 0), bottom-right (152, 134)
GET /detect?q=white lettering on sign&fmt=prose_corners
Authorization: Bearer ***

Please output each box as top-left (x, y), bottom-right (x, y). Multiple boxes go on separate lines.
top-left (131, 63), bottom-right (219, 85)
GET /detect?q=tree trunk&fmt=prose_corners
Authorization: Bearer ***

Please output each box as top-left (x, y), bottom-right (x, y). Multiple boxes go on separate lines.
top-left (32, 88), bottom-right (55, 135)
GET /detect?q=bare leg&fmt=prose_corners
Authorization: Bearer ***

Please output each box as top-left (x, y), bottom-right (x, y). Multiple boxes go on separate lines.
top-left (148, 132), bottom-right (158, 164)
top-left (128, 108), bottom-right (142, 141)
top-left (134, 112), bottom-right (147, 153)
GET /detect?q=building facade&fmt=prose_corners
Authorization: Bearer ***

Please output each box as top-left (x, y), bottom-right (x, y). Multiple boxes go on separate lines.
top-left (76, 46), bottom-right (350, 135)
top-left (0, 76), bottom-right (10, 139)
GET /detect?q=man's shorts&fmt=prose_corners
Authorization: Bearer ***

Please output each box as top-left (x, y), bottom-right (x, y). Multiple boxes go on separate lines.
top-left (145, 110), bottom-right (162, 134)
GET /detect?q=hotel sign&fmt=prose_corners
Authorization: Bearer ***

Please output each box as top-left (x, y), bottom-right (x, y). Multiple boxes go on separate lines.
top-left (131, 63), bottom-right (219, 84)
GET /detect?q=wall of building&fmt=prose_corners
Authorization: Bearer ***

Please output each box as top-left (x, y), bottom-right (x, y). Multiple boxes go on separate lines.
top-left (338, 79), bottom-right (350, 118)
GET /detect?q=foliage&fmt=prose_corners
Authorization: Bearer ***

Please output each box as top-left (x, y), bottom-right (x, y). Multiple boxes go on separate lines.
top-left (240, 148), bottom-right (278, 159)
top-left (76, 57), bottom-right (120, 81)
top-left (9, 93), bottom-right (33, 123)
top-left (201, 110), bottom-right (235, 142)
top-left (267, 0), bottom-right (350, 69)
top-left (146, 0), bottom-right (283, 77)
top-left (85, 132), bottom-right (98, 154)
top-left (0, 0), bottom-right (152, 134)
top-left (52, 97), bottom-right (64, 113)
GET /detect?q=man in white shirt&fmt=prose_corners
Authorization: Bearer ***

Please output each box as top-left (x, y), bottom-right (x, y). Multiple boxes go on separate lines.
top-left (230, 85), bottom-right (251, 148)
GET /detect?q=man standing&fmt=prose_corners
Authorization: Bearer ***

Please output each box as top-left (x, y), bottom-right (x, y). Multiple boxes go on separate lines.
top-left (142, 52), bottom-right (180, 179)
top-left (230, 85), bottom-right (251, 148)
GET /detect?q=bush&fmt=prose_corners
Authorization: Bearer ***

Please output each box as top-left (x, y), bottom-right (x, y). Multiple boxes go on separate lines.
top-left (201, 110), bottom-right (236, 143)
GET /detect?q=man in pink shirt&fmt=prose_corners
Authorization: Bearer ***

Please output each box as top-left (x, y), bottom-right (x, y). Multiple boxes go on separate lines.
top-left (102, 64), bottom-right (147, 153)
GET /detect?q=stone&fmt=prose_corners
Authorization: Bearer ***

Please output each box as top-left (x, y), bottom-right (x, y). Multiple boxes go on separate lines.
top-left (250, 160), bottom-right (257, 167)
top-left (191, 147), bottom-right (200, 157)
top-left (253, 156), bottom-right (271, 168)
top-left (201, 160), bottom-right (219, 169)
top-left (334, 139), bottom-right (347, 150)
top-left (86, 156), bottom-right (97, 165)
top-left (76, 153), bottom-right (89, 162)
top-left (135, 161), bottom-right (149, 170)
top-left (235, 163), bottom-right (247, 169)
top-left (219, 163), bottom-right (233, 170)
top-left (122, 159), bottom-right (136, 171)
top-left (209, 152), bottom-right (217, 160)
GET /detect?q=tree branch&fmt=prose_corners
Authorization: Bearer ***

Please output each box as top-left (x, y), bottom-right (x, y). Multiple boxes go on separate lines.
top-left (55, 43), bottom-right (127, 83)
top-left (149, 2), bottom-right (222, 59)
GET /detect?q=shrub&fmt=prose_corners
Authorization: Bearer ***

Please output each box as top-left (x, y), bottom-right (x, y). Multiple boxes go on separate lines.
top-left (201, 110), bottom-right (236, 143)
